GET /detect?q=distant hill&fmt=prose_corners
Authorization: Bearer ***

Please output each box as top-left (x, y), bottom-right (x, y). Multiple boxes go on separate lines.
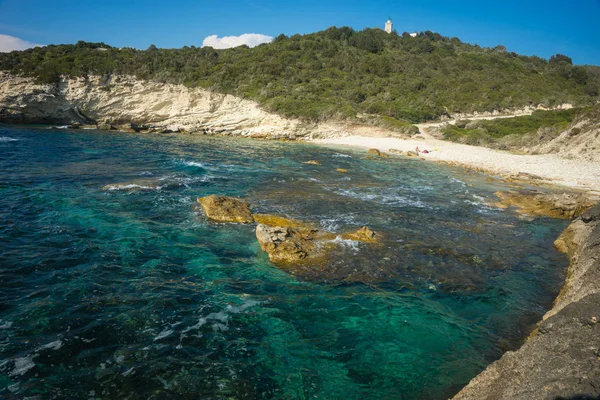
top-left (1, 27), bottom-right (599, 123)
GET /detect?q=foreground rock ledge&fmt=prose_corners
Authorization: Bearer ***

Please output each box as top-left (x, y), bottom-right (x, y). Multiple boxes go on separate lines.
top-left (453, 203), bottom-right (600, 400)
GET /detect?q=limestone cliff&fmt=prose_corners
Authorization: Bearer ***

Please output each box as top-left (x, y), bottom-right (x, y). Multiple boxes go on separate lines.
top-left (0, 72), bottom-right (347, 139)
top-left (453, 203), bottom-right (600, 400)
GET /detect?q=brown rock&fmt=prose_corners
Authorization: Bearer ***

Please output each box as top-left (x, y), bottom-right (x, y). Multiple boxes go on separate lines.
top-left (336, 168), bottom-right (348, 173)
top-left (302, 160), bottom-right (321, 165)
top-left (367, 148), bottom-right (381, 156)
top-left (388, 149), bottom-right (404, 156)
top-left (253, 214), bottom-right (315, 230)
top-left (256, 224), bottom-right (317, 264)
top-left (493, 191), bottom-right (595, 219)
top-left (341, 226), bottom-right (378, 242)
top-left (197, 195), bottom-right (253, 223)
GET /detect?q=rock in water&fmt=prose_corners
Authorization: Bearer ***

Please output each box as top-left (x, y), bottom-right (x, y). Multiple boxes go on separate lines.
top-left (493, 191), bottom-right (595, 219)
top-left (342, 226), bottom-right (377, 242)
top-left (302, 160), bottom-right (321, 165)
top-left (197, 195), bottom-right (253, 223)
top-left (255, 224), bottom-right (317, 264)
top-left (367, 148), bottom-right (381, 156)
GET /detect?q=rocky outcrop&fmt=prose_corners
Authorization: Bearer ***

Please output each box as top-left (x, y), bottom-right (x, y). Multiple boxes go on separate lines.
top-left (0, 72), bottom-right (353, 140)
top-left (493, 190), bottom-right (596, 219)
top-left (525, 104), bottom-right (600, 163)
top-left (254, 214), bottom-right (379, 275)
top-left (197, 195), bottom-right (254, 223)
top-left (453, 203), bottom-right (600, 400)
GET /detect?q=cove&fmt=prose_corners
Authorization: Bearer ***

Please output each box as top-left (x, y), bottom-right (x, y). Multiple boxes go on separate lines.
top-left (0, 126), bottom-right (569, 399)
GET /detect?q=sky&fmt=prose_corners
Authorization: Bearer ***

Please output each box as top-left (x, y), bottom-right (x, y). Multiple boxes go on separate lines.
top-left (0, 0), bottom-right (599, 65)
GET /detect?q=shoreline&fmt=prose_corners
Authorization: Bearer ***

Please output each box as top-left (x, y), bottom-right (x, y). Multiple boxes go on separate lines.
top-left (311, 135), bottom-right (600, 193)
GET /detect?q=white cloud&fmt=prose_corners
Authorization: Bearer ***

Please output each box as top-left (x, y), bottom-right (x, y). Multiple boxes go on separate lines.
top-left (202, 33), bottom-right (273, 49)
top-left (0, 34), bottom-right (43, 52)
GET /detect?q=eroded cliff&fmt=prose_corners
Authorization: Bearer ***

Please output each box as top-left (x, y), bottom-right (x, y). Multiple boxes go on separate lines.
top-left (0, 73), bottom-right (348, 139)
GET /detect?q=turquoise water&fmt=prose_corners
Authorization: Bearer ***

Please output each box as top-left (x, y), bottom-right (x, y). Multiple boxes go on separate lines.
top-left (0, 126), bottom-right (568, 399)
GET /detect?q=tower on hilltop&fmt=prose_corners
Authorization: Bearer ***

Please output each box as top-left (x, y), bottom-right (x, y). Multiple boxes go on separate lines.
top-left (385, 17), bottom-right (393, 33)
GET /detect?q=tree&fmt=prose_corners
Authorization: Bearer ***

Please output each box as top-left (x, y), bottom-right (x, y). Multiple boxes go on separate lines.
top-left (549, 54), bottom-right (572, 65)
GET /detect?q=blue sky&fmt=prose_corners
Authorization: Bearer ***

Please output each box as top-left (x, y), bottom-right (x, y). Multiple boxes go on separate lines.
top-left (0, 0), bottom-right (599, 65)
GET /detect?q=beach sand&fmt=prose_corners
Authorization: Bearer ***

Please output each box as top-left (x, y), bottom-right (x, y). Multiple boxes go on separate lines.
top-left (312, 132), bottom-right (600, 192)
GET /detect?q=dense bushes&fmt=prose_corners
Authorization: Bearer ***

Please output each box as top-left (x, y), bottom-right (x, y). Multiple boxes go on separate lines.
top-left (442, 108), bottom-right (583, 145)
top-left (1, 28), bottom-right (598, 123)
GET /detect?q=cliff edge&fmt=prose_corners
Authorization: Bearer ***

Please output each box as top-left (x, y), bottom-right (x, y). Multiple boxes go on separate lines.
top-left (453, 203), bottom-right (600, 400)
top-left (0, 73), bottom-right (349, 139)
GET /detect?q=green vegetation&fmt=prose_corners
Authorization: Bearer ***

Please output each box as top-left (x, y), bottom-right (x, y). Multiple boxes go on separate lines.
top-left (1, 28), bottom-right (599, 123)
top-left (441, 108), bottom-right (585, 146)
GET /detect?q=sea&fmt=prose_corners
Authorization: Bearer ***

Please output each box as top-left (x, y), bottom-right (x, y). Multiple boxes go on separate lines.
top-left (0, 125), bottom-right (569, 399)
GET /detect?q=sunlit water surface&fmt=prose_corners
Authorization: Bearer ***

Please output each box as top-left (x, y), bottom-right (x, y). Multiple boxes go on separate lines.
top-left (0, 126), bottom-right (568, 399)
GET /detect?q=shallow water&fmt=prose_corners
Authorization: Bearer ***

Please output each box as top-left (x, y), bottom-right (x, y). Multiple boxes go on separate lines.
top-left (0, 126), bottom-right (568, 399)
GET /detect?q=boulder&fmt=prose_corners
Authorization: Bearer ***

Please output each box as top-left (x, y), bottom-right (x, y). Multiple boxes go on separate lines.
top-left (97, 122), bottom-right (114, 130)
top-left (256, 224), bottom-right (317, 264)
top-left (197, 195), bottom-right (253, 223)
top-left (341, 226), bottom-right (377, 242)
top-left (336, 168), bottom-right (348, 173)
top-left (493, 191), bottom-right (595, 219)
top-left (367, 148), bottom-right (381, 156)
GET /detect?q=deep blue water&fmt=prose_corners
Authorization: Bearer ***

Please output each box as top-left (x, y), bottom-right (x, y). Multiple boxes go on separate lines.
top-left (0, 126), bottom-right (568, 399)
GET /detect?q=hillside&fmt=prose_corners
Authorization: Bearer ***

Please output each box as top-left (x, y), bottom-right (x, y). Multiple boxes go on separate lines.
top-left (435, 105), bottom-right (600, 162)
top-left (1, 27), bottom-right (599, 124)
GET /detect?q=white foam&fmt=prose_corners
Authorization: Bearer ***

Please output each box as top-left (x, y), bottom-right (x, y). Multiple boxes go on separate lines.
top-left (328, 236), bottom-right (361, 251)
top-left (450, 177), bottom-right (467, 187)
top-left (0, 320), bottom-right (12, 329)
top-left (183, 161), bottom-right (205, 168)
top-left (104, 184), bottom-right (155, 191)
top-left (332, 153), bottom-right (352, 158)
top-left (122, 367), bottom-right (135, 377)
top-left (0, 136), bottom-right (20, 142)
top-left (10, 356), bottom-right (35, 376)
top-left (37, 340), bottom-right (63, 351)
top-left (182, 299), bottom-right (260, 334)
top-left (153, 329), bottom-right (174, 342)
top-left (336, 188), bottom-right (428, 208)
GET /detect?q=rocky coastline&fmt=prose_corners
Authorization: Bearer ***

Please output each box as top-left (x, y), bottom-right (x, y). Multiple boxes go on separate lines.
top-left (0, 72), bottom-right (361, 140)
top-left (453, 202), bottom-right (600, 399)
top-left (3, 72), bottom-right (600, 398)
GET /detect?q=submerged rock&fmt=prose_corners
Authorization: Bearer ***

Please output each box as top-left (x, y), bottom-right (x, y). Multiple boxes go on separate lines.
top-left (302, 160), bottom-right (321, 166)
top-left (197, 195), bottom-right (254, 223)
top-left (493, 190), bottom-right (595, 219)
top-left (341, 226), bottom-right (377, 242)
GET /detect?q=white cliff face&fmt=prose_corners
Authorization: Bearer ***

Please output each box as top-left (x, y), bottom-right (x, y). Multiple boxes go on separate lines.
top-left (0, 73), bottom-right (346, 139)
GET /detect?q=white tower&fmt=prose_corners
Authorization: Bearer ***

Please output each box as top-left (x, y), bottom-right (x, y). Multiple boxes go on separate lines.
top-left (385, 17), bottom-right (393, 34)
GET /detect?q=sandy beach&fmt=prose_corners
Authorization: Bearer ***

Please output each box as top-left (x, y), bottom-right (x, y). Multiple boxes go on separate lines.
top-left (313, 131), bottom-right (600, 192)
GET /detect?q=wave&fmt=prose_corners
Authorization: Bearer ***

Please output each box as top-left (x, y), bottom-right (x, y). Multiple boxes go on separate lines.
top-left (0, 136), bottom-right (20, 142)
top-left (336, 188), bottom-right (428, 208)
top-left (332, 153), bottom-right (352, 158)
top-left (181, 160), bottom-right (206, 168)
top-left (104, 175), bottom-right (215, 192)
